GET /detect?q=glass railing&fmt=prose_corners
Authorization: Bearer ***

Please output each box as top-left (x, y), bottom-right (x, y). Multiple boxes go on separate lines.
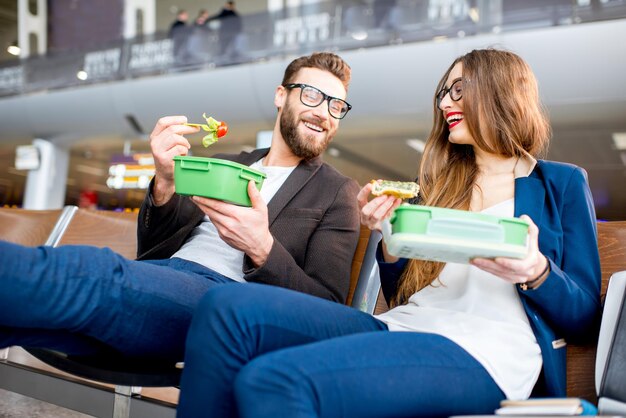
top-left (1, 0), bottom-right (625, 98)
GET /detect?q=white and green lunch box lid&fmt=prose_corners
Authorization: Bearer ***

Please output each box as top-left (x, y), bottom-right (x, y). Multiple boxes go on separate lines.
top-left (384, 204), bottom-right (529, 264)
top-left (173, 156), bottom-right (266, 207)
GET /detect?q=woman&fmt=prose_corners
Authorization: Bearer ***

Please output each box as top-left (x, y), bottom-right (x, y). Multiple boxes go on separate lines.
top-left (176, 49), bottom-right (601, 418)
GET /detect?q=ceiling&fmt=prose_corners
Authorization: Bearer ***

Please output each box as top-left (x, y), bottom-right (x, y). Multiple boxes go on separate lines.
top-left (0, 10), bottom-right (624, 220)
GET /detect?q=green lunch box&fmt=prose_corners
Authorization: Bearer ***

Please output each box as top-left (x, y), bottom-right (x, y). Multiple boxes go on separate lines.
top-left (173, 156), bottom-right (266, 207)
top-left (385, 204), bottom-right (529, 264)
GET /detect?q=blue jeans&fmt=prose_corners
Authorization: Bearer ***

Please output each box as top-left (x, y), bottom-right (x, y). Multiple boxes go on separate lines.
top-left (0, 241), bottom-right (235, 360)
top-left (177, 284), bottom-right (505, 418)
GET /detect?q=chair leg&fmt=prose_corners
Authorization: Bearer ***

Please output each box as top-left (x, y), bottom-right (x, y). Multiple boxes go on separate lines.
top-left (112, 385), bottom-right (144, 418)
top-left (113, 385), bottom-right (132, 418)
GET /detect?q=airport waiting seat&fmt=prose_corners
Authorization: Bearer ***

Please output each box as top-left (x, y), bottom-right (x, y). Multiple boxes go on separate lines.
top-left (349, 228), bottom-right (380, 312)
top-left (52, 206), bottom-right (138, 257)
top-left (596, 270), bottom-right (626, 415)
top-left (0, 206), bottom-right (64, 362)
top-left (347, 225), bottom-right (372, 307)
top-left (0, 205), bottom-right (180, 418)
top-left (29, 206), bottom-right (181, 417)
top-left (0, 205), bottom-right (63, 246)
top-left (567, 221), bottom-right (626, 403)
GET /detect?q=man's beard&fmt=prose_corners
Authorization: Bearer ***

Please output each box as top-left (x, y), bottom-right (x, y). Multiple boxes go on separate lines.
top-left (279, 100), bottom-right (334, 160)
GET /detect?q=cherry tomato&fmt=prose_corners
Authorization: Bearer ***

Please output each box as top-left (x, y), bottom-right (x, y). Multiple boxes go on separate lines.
top-left (217, 122), bottom-right (228, 138)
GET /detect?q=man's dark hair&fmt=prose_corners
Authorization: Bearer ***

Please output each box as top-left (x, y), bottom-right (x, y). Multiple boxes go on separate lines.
top-left (282, 52), bottom-right (351, 91)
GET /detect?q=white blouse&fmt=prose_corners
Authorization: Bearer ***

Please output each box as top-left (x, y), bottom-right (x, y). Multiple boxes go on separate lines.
top-left (375, 198), bottom-right (542, 400)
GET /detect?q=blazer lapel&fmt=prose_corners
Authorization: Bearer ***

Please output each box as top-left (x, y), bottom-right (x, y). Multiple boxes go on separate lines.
top-left (229, 148), bottom-right (270, 165)
top-left (267, 158), bottom-right (321, 226)
top-left (226, 148), bottom-right (322, 226)
top-left (515, 173), bottom-right (545, 226)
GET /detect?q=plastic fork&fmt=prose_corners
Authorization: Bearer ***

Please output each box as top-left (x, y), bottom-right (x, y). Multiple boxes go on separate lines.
top-left (184, 123), bottom-right (210, 131)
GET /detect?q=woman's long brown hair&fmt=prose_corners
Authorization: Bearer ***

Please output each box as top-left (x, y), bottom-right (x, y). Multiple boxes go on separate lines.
top-left (390, 48), bottom-right (551, 308)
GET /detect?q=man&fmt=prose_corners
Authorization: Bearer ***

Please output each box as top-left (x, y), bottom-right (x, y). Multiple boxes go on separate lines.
top-left (194, 9), bottom-right (210, 26)
top-left (206, 0), bottom-right (242, 57)
top-left (168, 9), bottom-right (189, 37)
top-left (0, 52), bottom-right (359, 362)
top-left (169, 9), bottom-right (192, 62)
top-left (185, 9), bottom-right (212, 64)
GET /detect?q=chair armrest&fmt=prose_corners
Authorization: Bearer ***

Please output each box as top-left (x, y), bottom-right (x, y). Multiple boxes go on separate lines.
top-left (596, 270), bottom-right (626, 415)
top-left (44, 205), bottom-right (78, 247)
top-left (351, 230), bottom-right (382, 314)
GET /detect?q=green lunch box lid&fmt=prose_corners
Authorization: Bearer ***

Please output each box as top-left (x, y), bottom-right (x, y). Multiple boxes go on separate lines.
top-left (173, 156), bottom-right (266, 207)
top-left (385, 204), bottom-right (530, 264)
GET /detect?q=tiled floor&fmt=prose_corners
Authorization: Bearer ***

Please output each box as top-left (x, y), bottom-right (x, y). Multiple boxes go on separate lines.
top-left (0, 388), bottom-right (94, 418)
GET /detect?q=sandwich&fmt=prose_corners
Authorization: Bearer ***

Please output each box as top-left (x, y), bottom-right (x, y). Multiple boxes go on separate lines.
top-left (370, 180), bottom-right (420, 199)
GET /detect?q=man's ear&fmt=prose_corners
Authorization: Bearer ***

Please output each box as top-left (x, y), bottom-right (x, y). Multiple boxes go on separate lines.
top-left (274, 85), bottom-right (286, 109)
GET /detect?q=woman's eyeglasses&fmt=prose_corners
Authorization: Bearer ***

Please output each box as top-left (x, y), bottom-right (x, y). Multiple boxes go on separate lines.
top-left (283, 83), bottom-right (352, 119)
top-left (436, 78), bottom-right (463, 109)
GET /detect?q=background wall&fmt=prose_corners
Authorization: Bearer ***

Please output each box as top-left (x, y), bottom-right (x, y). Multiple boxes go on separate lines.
top-left (48, 0), bottom-right (125, 52)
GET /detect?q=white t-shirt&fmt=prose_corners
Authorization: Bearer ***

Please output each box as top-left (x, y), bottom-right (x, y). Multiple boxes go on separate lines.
top-left (172, 158), bottom-right (296, 282)
top-left (375, 198), bottom-right (542, 400)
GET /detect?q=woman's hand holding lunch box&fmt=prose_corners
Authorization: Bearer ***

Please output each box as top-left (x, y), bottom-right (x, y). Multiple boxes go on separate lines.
top-left (471, 214), bottom-right (550, 290)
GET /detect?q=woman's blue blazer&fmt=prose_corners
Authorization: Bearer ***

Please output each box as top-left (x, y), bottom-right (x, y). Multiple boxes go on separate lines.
top-left (379, 159), bottom-right (602, 396)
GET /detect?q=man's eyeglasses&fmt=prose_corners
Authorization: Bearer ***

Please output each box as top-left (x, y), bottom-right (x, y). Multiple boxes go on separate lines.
top-left (283, 83), bottom-right (352, 119)
top-left (436, 78), bottom-right (463, 109)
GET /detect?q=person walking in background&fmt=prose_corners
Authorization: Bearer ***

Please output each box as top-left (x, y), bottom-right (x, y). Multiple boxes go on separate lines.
top-left (185, 9), bottom-right (212, 64)
top-left (168, 9), bottom-right (189, 37)
top-left (0, 52), bottom-right (359, 365)
top-left (175, 48), bottom-right (601, 417)
top-left (373, 0), bottom-right (397, 28)
top-left (194, 9), bottom-right (210, 27)
top-left (169, 9), bottom-right (192, 62)
top-left (207, 1), bottom-right (243, 59)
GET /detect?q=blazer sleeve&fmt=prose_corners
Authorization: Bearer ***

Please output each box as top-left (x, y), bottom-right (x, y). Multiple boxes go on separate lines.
top-left (376, 178), bottom-right (420, 305)
top-left (136, 179), bottom-right (201, 259)
top-left (376, 244), bottom-right (408, 306)
top-left (518, 167), bottom-right (602, 342)
top-left (242, 179), bottom-right (361, 303)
